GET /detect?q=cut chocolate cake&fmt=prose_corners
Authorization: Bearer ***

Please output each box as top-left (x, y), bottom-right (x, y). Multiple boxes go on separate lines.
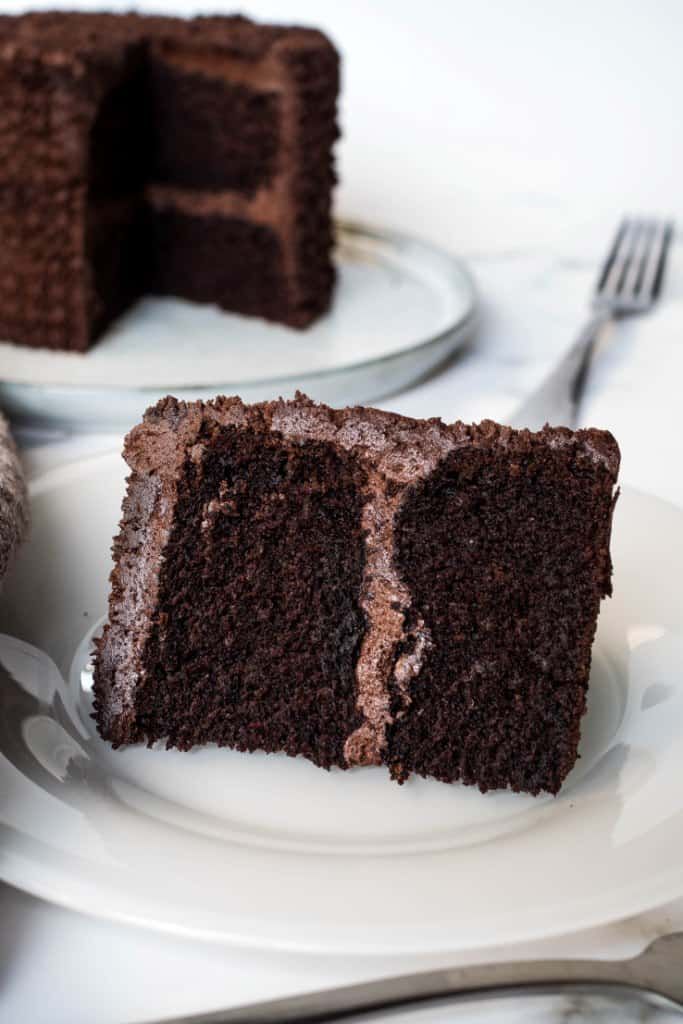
top-left (0, 12), bottom-right (339, 351)
top-left (94, 395), bottom-right (620, 796)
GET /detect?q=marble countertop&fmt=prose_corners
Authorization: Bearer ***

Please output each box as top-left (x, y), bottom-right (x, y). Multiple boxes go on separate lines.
top-left (3, 0), bottom-right (683, 1021)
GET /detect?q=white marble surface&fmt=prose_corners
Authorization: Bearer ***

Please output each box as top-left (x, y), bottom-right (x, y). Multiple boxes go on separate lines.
top-left (3, 0), bottom-right (683, 1021)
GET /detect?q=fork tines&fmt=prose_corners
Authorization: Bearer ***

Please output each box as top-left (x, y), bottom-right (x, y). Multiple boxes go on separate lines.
top-left (595, 217), bottom-right (674, 312)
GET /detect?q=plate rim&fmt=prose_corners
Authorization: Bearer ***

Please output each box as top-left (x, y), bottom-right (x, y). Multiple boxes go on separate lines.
top-left (1, 842), bottom-right (681, 956)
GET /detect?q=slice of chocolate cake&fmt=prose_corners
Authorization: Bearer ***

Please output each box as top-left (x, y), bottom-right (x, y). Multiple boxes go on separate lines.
top-left (94, 395), bottom-right (620, 796)
top-left (0, 412), bottom-right (28, 580)
top-left (0, 13), bottom-right (339, 351)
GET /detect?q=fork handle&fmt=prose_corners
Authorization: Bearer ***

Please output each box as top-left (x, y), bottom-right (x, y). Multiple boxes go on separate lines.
top-left (165, 957), bottom-right (655, 1024)
top-left (510, 309), bottom-right (613, 430)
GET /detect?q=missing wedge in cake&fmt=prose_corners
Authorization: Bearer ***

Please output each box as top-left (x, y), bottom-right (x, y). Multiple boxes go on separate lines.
top-left (93, 394), bottom-right (620, 796)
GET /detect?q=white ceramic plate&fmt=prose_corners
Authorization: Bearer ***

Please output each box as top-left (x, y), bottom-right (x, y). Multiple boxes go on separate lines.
top-left (1, 453), bottom-right (682, 954)
top-left (0, 221), bottom-right (476, 431)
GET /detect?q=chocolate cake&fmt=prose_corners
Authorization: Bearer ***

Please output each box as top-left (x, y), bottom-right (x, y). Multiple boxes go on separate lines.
top-left (94, 395), bottom-right (620, 796)
top-left (0, 12), bottom-right (339, 351)
top-left (0, 412), bottom-right (28, 580)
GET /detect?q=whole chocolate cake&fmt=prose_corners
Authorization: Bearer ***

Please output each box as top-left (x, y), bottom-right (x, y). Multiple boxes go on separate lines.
top-left (94, 395), bottom-right (620, 796)
top-left (0, 12), bottom-right (339, 351)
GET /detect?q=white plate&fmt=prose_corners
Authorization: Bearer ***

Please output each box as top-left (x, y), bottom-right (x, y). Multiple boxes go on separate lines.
top-left (1, 453), bottom-right (683, 954)
top-left (0, 221), bottom-right (476, 431)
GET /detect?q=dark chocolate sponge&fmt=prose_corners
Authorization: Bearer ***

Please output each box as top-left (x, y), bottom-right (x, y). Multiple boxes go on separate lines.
top-left (94, 395), bottom-right (620, 796)
top-left (0, 12), bottom-right (339, 351)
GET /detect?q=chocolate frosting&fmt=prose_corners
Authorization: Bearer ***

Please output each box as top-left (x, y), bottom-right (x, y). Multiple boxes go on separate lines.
top-left (0, 412), bottom-right (28, 580)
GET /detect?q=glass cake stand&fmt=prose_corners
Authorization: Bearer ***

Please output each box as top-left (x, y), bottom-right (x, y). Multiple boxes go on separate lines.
top-left (0, 220), bottom-right (477, 431)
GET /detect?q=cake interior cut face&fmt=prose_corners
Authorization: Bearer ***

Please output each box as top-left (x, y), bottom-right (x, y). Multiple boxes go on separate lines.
top-left (0, 12), bottom-right (339, 350)
top-left (94, 395), bottom-right (620, 796)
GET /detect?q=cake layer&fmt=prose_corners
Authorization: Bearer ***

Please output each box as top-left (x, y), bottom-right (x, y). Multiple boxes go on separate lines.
top-left (110, 419), bottom-right (367, 762)
top-left (0, 184), bottom-right (146, 351)
top-left (0, 183), bottom-right (88, 350)
top-left (0, 18), bottom-right (144, 188)
top-left (147, 52), bottom-right (282, 193)
top-left (94, 395), bottom-right (620, 796)
top-left (388, 431), bottom-right (617, 794)
top-left (146, 206), bottom-right (290, 325)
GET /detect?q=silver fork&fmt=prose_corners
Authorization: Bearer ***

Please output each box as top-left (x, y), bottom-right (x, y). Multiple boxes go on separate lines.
top-left (151, 932), bottom-right (683, 1022)
top-left (511, 216), bottom-right (674, 430)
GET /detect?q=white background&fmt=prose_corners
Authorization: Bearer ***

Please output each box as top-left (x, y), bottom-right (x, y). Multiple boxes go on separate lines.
top-left (3, 1), bottom-right (683, 1022)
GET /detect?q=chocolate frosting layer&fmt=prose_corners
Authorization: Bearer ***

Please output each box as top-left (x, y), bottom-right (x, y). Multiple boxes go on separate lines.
top-left (96, 393), bottom-right (620, 765)
top-left (0, 412), bottom-right (28, 580)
